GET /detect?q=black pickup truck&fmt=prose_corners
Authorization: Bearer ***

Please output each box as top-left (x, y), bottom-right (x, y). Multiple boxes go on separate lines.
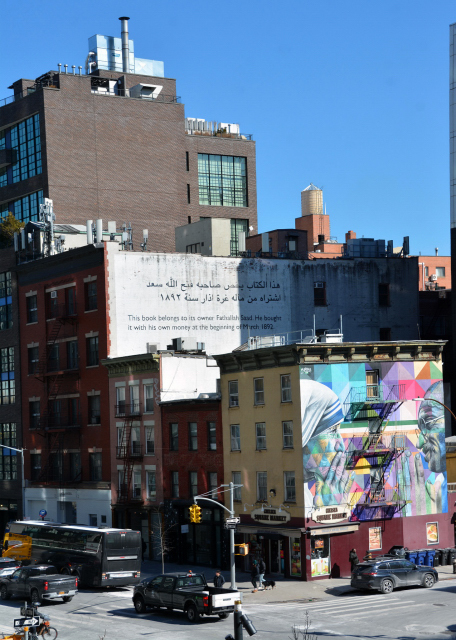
top-left (0, 565), bottom-right (78, 604)
top-left (133, 572), bottom-right (240, 622)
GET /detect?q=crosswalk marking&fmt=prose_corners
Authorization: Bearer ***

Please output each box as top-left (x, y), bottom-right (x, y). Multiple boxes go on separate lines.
top-left (339, 602), bottom-right (423, 619)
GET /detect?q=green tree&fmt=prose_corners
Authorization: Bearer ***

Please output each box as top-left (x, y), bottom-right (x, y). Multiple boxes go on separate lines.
top-left (0, 212), bottom-right (24, 247)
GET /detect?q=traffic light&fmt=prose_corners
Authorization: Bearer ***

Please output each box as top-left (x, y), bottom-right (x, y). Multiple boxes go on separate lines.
top-left (189, 505), bottom-right (196, 522)
top-left (236, 543), bottom-right (249, 556)
top-left (194, 505), bottom-right (202, 523)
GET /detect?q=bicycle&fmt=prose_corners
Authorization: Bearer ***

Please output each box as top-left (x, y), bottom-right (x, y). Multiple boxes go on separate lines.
top-left (28, 616), bottom-right (58, 640)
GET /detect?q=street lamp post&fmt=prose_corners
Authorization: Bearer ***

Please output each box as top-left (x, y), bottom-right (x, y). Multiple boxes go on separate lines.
top-left (0, 445), bottom-right (25, 519)
top-left (412, 397), bottom-right (456, 423)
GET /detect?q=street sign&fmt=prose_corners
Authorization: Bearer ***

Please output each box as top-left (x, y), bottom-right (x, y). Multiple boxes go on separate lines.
top-left (14, 617), bottom-right (41, 627)
top-left (226, 517), bottom-right (240, 524)
top-left (224, 522), bottom-right (237, 530)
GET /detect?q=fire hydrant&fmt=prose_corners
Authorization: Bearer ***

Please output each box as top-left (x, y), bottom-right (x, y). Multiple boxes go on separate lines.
top-left (453, 558), bottom-right (456, 574)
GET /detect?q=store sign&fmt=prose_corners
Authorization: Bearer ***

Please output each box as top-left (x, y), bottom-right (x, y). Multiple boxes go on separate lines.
top-left (309, 524), bottom-right (359, 536)
top-left (311, 504), bottom-right (349, 524)
top-left (251, 507), bottom-right (290, 525)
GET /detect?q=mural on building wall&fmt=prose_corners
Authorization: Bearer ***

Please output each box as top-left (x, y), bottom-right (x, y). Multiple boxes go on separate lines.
top-left (300, 362), bottom-right (446, 522)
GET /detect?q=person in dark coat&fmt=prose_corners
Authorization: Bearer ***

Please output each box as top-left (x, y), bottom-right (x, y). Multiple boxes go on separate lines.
top-left (258, 557), bottom-right (266, 590)
top-left (213, 570), bottom-right (225, 587)
top-left (349, 548), bottom-right (359, 573)
top-left (251, 561), bottom-right (260, 590)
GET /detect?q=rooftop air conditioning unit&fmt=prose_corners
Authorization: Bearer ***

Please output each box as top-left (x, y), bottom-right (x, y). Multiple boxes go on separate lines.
top-left (430, 274), bottom-right (438, 282)
top-left (314, 282), bottom-right (324, 288)
top-left (146, 343), bottom-right (159, 353)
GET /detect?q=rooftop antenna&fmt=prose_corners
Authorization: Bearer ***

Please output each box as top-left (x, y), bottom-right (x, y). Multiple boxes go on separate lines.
top-left (39, 199), bottom-right (55, 257)
top-left (141, 229), bottom-right (148, 251)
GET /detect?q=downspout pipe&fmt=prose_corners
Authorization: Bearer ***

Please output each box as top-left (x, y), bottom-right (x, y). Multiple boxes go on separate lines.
top-left (119, 17), bottom-right (130, 73)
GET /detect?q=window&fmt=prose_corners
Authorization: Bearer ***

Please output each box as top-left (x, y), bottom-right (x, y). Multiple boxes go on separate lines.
top-left (147, 471), bottom-right (156, 499)
top-left (189, 471), bottom-right (198, 498)
top-left (230, 424), bottom-right (240, 451)
top-left (144, 384), bottom-right (154, 413)
top-left (187, 184), bottom-right (191, 204)
top-left (379, 327), bottom-right (391, 341)
top-left (116, 386), bottom-right (126, 415)
top-left (49, 452), bottom-right (63, 482)
top-left (26, 295), bottom-right (38, 323)
top-left (232, 472), bottom-right (242, 501)
top-left (86, 336), bottom-right (99, 366)
top-left (281, 374), bottom-right (292, 403)
top-left (0, 423), bottom-right (17, 480)
top-left (145, 424), bottom-right (155, 454)
top-left (186, 151), bottom-right (189, 171)
top-left (186, 243), bottom-right (201, 254)
top-left (49, 400), bottom-right (62, 428)
top-left (131, 427), bottom-right (141, 455)
top-left (1, 115), bottom-right (42, 186)
top-left (230, 219), bottom-right (249, 256)
top-left (229, 380), bottom-right (239, 407)
top-left (0, 347), bottom-right (14, 404)
top-left (0, 272), bottom-right (12, 330)
top-left (283, 421), bottom-right (293, 448)
top-left (30, 453), bottom-right (41, 481)
top-left (170, 423), bottom-right (179, 451)
top-left (171, 471), bottom-right (179, 498)
top-left (314, 282), bottom-right (326, 306)
top-left (66, 340), bottom-right (78, 370)
top-left (0, 190), bottom-right (44, 224)
top-left (378, 283), bottom-right (390, 306)
top-left (28, 346), bottom-right (39, 374)
top-left (256, 423), bottom-right (266, 450)
top-left (88, 395), bottom-right (100, 424)
top-left (257, 471), bottom-right (267, 502)
top-left (132, 471), bottom-right (141, 498)
top-left (198, 154), bottom-right (247, 207)
top-left (48, 344), bottom-right (60, 372)
top-left (254, 378), bottom-right (264, 405)
top-left (0, 379), bottom-right (15, 405)
top-left (188, 422), bottom-right (198, 451)
top-left (29, 400), bottom-right (40, 429)
top-left (207, 421), bottom-right (217, 450)
top-left (47, 291), bottom-right (59, 319)
top-left (85, 282), bottom-right (97, 311)
top-left (436, 267), bottom-right (446, 278)
top-left (366, 370), bottom-right (379, 398)
top-left (284, 471), bottom-right (296, 502)
top-left (66, 287), bottom-right (76, 316)
top-left (130, 384), bottom-right (140, 414)
top-left (89, 452), bottom-right (102, 481)
top-left (69, 452), bottom-right (81, 481)
top-left (89, 514), bottom-right (97, 527)
top-left (208, 472), bottom-right (218, 498)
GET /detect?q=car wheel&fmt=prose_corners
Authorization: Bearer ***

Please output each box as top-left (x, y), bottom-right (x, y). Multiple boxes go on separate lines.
top-left (0, 585), bottom-right (10, 600)
top-left (62, 596), bottom-right (73, 603)
top-left (423, 573), bottom-right (435, 588)
top-left (134, 596), bottom-right (147, 614)
top-left (380, 579), bottom-right (394, 594)
top-left (30, 588), bottom-right (41, 605)
top-left (60, 567), bottom-right (70, 575)
top-left (218, 613), bottom-right (229, 619)
top-left (186, 604), bottom-right (200, 622)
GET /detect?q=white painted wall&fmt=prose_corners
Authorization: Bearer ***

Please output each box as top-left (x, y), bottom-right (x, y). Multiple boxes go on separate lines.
top-left (25, 488), bottom-right (112, 526)
top-left (160, 354), bottom-right (219, 401)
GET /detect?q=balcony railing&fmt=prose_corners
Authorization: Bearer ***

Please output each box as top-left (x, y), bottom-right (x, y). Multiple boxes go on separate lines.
top-left (116, 443), bottom-right (143, 459)
top-left (91, 87), bottom-right (180, 103)
top-left (117, 484), bottom-right (143, 502)
top-left (357, 487), bottom-right (405, 507)
top-left (115, 403), bottom-right (142, 417)
top-left (345, 384), bottom-right (405, 405)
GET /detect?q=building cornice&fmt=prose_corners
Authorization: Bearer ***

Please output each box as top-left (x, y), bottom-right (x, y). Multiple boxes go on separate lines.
top-left (101, 353), bottom-right (159, 377)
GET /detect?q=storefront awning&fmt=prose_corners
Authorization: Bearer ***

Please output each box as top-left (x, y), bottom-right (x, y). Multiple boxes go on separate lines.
top-left (306, 523), bottom-right (360, 536)
top-left (237, 525), bottom-right (302, 538)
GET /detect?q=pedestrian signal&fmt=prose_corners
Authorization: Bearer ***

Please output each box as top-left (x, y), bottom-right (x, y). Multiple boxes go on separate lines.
top-left (236, 543), bottom-right (249, 556)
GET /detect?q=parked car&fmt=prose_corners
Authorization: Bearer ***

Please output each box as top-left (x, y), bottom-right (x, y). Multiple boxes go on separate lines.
top-left (0, 558), bottom-right (21, 577)
top-left (385, 546), bottom-right (409, 557)
top-left (133, 572), bottom-right (240, 622)
top-left (0, 565), bottom-right (78, 604)
top-left (351, 557), bottom-right (438, 594)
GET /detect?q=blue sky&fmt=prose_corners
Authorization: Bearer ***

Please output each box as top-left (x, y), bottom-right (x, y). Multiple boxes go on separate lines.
top-left (2, 1), bottom-right (454, 255)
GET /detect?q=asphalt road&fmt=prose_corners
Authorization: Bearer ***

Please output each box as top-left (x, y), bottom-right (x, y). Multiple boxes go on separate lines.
top-left (0, 578), bottom-right (455, 640)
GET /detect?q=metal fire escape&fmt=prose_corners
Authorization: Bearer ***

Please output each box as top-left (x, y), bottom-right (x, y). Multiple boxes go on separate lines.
top-left (33, 297), bottom-right (80, 484)
top-left (116, 402), bottom-right (143, 504)
top-left (344, 383), bottom-right (409, 515)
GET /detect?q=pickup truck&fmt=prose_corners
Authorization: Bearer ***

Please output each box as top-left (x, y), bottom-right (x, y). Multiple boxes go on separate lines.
top-left (132, 572), bottom-right (240, 622)
top-left (0, 564), bottom-right (78, 604)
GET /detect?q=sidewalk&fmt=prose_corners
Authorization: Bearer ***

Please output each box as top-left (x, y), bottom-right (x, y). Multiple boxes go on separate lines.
top-left (140, 559), bottom-right (456, 604)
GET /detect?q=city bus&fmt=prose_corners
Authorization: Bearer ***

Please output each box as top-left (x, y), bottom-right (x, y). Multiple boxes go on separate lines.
top-left (2, 521), bottom-right (142, 587)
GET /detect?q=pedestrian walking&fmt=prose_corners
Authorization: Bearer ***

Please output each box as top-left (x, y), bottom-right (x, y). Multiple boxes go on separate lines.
top-left (258, 557), bottom-right (266, 590)
top-left (213, 570), bottom-right (225, 587)
top-left (251, 560), bottom-right (260, 591)
top-left (349, 548), bottom-right (359, 573)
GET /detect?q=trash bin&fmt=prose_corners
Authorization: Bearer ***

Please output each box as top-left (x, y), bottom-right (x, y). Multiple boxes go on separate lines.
top-left (417, 550), bottom-right (427, 566)
top-left (407, 550), bottom-right (418, 564)
top-left (448, 548), bottom-right (456, 564)
top-left (440, 548), bottom-right (449, 565)
top-left (425, 549), bottom-right (435, 566)
top-left (433, 549), bottom-right (441, 567)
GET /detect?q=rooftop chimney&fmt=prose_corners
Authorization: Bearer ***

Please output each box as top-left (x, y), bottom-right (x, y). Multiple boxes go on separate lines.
top-left (119, 17), bottom-right (130, 74)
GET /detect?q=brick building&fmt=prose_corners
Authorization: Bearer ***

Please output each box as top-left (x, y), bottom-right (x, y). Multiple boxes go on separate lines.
top-left (17, 243), bottom-right (112, 525)
top-left (0, 21), bottom-right (257, 252)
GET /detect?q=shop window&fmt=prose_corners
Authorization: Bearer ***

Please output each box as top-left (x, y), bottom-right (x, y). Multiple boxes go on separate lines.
top-left (310, 536), bottom-right (330, 577)
top-left (290, 538), bottom-right (302, 578)
top-left (229, 380), bottom-right (239, 407)
top-left (254, 378), bottom-right (264, 405)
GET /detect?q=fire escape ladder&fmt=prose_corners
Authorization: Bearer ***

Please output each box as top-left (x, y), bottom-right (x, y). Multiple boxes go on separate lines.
top-left (38, 432), bottom-right (63, 483)
top-left (34, 321), bottom-right (63, 382)
top-left (118, 417), bottom-right (134, 503)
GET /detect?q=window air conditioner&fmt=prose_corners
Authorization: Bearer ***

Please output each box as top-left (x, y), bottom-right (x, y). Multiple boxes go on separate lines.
top-left (314, 282), bottom-right (324, 288)
top-left (430, 274), bottom-right (438, 282)
top-left (50, 291), bottom-right (57, 298)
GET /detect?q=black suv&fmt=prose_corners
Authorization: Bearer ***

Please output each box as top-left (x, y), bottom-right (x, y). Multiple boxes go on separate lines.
top-left (351, 557), bottom-right (438, 594)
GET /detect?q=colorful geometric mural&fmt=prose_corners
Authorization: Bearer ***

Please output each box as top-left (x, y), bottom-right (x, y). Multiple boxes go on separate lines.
top-left (300, 362), bottom-right (446, 522)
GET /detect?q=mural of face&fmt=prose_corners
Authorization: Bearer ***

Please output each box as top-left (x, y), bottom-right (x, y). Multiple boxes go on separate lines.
top-left (417, 381), bottom-right (445, 474)
top-left (301, 380), bottom-right (354, 508)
